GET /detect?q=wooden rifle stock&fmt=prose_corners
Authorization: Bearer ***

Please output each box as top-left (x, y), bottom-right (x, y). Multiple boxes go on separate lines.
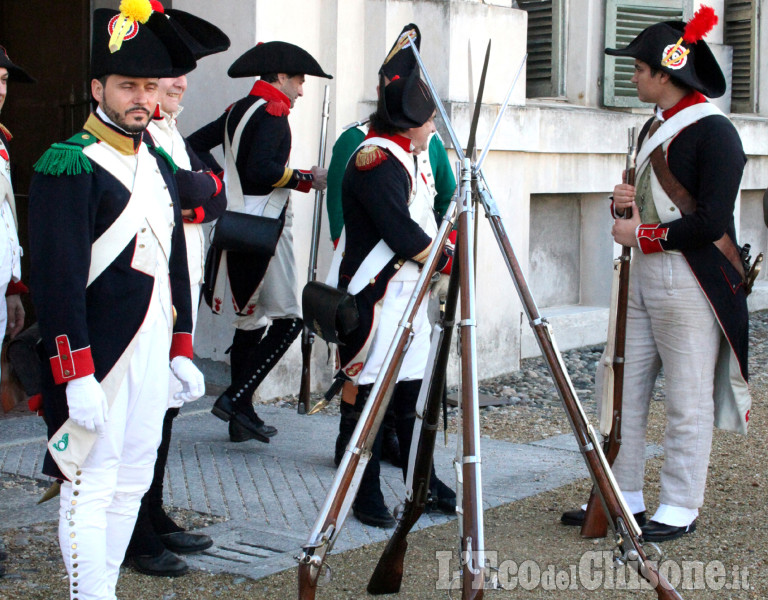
top-left (367, 250), bottom-right (461, 595)
top-left (298, 85), bottom-right (331, 414)
top-left (582, 127), bottom-right (636, 538)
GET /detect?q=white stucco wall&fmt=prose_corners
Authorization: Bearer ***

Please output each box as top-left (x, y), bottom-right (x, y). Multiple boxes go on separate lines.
top-left (169, 0), bottom-right (768, 397)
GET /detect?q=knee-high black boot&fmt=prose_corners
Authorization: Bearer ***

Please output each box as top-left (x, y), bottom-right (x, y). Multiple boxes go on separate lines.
top-left (350, 385), bottom-right (395, 528)
top-left (391, 380), bottom-right (456, 515)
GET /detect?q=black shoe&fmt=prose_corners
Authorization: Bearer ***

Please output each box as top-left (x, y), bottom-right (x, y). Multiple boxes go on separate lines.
top-left (211, 393), bottom-right (236, 422)
top-left (561, 508), bottom-right (647, 527)
top-left (352, 504), bottom-right (396, 528)
top-left (229, 418), bottom-right (270, 443)
top-left (159, 531), bottom-right (213, 554)
top-left (641, 519), bottom-right (696, 542)
top-left (131, 549), bottom-right (189, 577)
top-left (426, 478), bottom-right (457, 515)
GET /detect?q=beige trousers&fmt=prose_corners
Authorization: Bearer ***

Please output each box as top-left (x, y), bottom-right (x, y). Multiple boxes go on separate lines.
top-left (610, 251), bottom-right (721, 510)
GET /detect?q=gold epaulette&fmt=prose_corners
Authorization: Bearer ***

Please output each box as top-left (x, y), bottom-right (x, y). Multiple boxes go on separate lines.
top-left (355, 145), bottom-right (387, 171)
top-left (0, 123), bottom-right (12, 141)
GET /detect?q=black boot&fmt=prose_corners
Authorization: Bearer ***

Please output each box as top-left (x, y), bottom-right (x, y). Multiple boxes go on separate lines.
top-left (392, 380), bottom-right (456, 515)
top-left (350, 385), bottom-right (395, 528)
top-left (221, 318), bottom-right (302, 437)
top-left (334, 401), bottom-right (359, 467)
top-left (212, 328), bottom-right (265, 423)
top-left (381, 406), bottom-right (402, 468)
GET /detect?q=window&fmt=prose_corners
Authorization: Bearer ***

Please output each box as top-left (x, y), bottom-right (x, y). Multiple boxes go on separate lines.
top-left (724, 0), bottom-right (757, 113)
top-left (518, 0), bottom-right (565, 98)
top-left (603, 0), bottom-right (683, 108)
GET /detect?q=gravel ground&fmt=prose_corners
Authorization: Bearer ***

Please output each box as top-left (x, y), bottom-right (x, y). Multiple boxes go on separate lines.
top-left (2, 312), bottom-right (767, 599)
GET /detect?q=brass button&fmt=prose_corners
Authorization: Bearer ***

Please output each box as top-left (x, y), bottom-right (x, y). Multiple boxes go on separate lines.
top-left (75, 480), bottom-right (81, 485)
top-left (73, 491), bottom-right (79, 496)
top-left (62, 355), bottom-right (69, 360)
top-left (139, 244), bottom-right (145, 249)
top-left (70, 532), bottom-right (76, 538)
top-left (369, 278), bottom-right (376, 285)
top-left (71, 545), bottom-right (77, 550)
top-left (669, 207), bottom-right (675, 211)
top-left (394, 264), bottom-right (400, 270)
top-left (141, 228), bottom-right (147, 233)
top-left (63, 369), bottom-right (71, 376)
top-left (76, 470), bottom-right (82, 476)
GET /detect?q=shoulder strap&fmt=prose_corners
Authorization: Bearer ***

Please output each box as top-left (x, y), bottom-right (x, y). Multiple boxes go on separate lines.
top-left (223, 98), bottom-right (267, 211)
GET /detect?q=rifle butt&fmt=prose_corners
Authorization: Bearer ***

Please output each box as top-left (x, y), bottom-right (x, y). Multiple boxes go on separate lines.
top-left (367, 535), bottom-right (408, 595)
top-left (580, 488), bottom-right (608, 538)
top-left (298, 338), bottom-right (311, 414)
top-left (297, 561), bottom-right (317, 600)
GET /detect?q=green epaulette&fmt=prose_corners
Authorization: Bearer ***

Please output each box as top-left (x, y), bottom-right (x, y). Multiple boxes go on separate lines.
top-left (147, 143), bottom-right (178, 174)
top-left (33, 132), bottom-right (98, 177)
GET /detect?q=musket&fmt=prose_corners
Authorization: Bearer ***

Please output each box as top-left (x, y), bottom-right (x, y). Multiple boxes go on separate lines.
top-left (367, 211), bottom-right (461, 596)
top-left (475, 173), bottom-right (682, 600)
top-left (581, 126), bottom-right (636, 537)
top-left (298, 85), bottom-right (331, 415)
top-left (369, 40), bottom-right (501, 597)
top-left (296, 197), bottom-right (458, 600)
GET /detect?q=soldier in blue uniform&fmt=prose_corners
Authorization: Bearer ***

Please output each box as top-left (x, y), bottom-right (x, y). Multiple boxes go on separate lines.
top-left (327, 69), bottom-right (455, 527)
top-left (562, 8), bottom-right (749, 543)
top-left (189, 41), bottom-right (331, 443)
top-left (29, 4), bottom-right (205, 598)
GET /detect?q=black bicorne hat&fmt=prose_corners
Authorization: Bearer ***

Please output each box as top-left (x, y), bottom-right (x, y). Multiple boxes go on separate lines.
top-left (379, 23), bottom-right (420, 81)
top-left (0, 46), bottom-right (35, 84)
top-left (605, 19), bottom-right (725, 98)
top-left (378, 68), bottom-right (435, 130)
top-left (90, 7), bottom-right (197, 80)
top-left (163, 8), bottom-right (230, 60)
top-left (227, 41), bottom-right (332, 79)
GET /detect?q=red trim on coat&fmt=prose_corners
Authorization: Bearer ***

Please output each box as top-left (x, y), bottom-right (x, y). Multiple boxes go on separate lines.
top-left (50, 336), bottom-right (95, 385)
top-left (170, 332), bottom-right (194, 359)
top-left (364, 130), bottom-right (413, 153)
top-left (5, 280), bottom-right (28, 296)
top-left (661, 90), bottom-right (707, 121)
top-left (184, 206), bottom-right (206, 224)
top-left (294, 169), bottom-right (314, 194)
top-left (208, 172), bottom-right (223, 196)
top-left (636, 224), bottom-right (668, 254)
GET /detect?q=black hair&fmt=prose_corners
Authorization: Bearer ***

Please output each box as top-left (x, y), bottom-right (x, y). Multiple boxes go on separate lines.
top-left (261, 72), bottom-right (302, 83)
top-left (368, 110), bottom-right (405, 136)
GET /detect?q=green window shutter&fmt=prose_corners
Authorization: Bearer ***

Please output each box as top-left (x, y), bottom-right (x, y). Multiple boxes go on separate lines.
top-left (603, 0), bottom-right (683, 108)
top-left (518, 0), bottom-right (565, 98)
top-left (724, 0), bottom-right (757, 113)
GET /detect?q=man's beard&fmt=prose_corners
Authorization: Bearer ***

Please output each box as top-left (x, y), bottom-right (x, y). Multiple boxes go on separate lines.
top-left (102, 99), bottom-right (150, 133)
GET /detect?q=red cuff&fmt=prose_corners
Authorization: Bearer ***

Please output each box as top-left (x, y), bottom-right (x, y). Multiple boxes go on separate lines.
top-left (28, 393), bottom-right (43, 415)
top-left (208, 172), bottom-right (223, 196)
top-left (184, 206), bottom-right (205, 224)
top-left (6, 280), bottom-right (29, 296)
top-left (294, 169), bottom-right (314, 194)
top-left (170, 332), bottom-right (194, 360)
top-left (636, 224), bottom-right (668, 254)
top-left (49, 336), bottom-right (95, 385)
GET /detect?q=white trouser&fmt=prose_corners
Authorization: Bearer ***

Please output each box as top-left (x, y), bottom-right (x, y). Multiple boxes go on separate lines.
top-left (610, 252), bottom-right (720, 522)
top-left (58, 304), bottom-right (171, 600)
top-left (358, 279), bottom-right (431, 385)
top-left (0, 281), bottom-right (7, 381)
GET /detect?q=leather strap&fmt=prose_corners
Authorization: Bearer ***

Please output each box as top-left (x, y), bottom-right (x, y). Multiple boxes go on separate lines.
top-left (646, 122), bottom-right (745, 280)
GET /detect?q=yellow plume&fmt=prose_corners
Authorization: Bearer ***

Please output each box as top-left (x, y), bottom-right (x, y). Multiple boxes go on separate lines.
top-left (109, 0), bottom-right (153, 53)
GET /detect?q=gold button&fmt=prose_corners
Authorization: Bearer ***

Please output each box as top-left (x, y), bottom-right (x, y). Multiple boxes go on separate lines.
top-left (70, 533), bottom-right (75, 538)
top-left (71, 500), bottom-right (77, 505)
top-left (669, 207), bottom-right (675, 211)
top-left (75, 480), bottom-right (81, 485)
top-left (62, 355), bottom-right (69, 360)
top-left (72, 554), bottom-right (78, 559)
top-left (76, 470), bottom-right (82, 476)
top-left (63, 369), bottom-right (71, 376)
top-left (394, 264), bottom-right (400, 270)
top-left (58, 340), bottom-right (64, 345)
top-left (69, 521), bottom-right (75, 526)
top-left (369, 278), bottom-right (376, 285)
top-left (73, 491), bottom-right (79, 496)
top-left (141, 228), bottom-right (147, 233)
top-left (139, 244), bottom-right (145, 248)
top-left (71, 544), bottom-right (77, 550)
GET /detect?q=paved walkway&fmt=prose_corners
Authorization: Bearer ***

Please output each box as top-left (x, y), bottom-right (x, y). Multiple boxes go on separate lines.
top-left (0, 396), bottom-right (660, 581)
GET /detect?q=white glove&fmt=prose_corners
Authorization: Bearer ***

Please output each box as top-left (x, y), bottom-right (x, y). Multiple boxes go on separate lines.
top-left (171, 356), bottom-right (205, 403)
top-left (66, 375), bottom-right (108, 435)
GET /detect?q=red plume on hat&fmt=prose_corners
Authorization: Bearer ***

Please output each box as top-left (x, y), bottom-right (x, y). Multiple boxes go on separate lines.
top-left (683, 5), bottom-right (718, 44)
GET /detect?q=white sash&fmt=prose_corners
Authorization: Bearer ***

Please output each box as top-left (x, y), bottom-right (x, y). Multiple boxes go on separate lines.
top-left (84, 143), bottom-right (173, 285)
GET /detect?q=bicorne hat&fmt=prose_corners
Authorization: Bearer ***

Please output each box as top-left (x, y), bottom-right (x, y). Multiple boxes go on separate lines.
top-left (604, 6), bottom-right (725, 98)
top-left (0, 46), bottom-right (35, 84)
top-left (378, 68), bottom-right (435, 130)
top-left (379, 23), bottom-right (420, 81)
top-left (228, 41), bottom-right (332, 79)
top-left (148, 1), bottom-right (230, 60)
top-left (90, 1), bottom-right (197, 80)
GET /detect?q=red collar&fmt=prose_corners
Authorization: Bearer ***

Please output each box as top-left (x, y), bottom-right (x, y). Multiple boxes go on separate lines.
top-left (249, 80), bottom-right (291, 116)
top-left (660, 90), bottom-right (707, 121)
top-left (364, 130), bottom-right (413, 153)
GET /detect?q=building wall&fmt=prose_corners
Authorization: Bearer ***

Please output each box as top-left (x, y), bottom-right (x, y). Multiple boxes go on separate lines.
top-left (172, 0), bottom-right (768, 397)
